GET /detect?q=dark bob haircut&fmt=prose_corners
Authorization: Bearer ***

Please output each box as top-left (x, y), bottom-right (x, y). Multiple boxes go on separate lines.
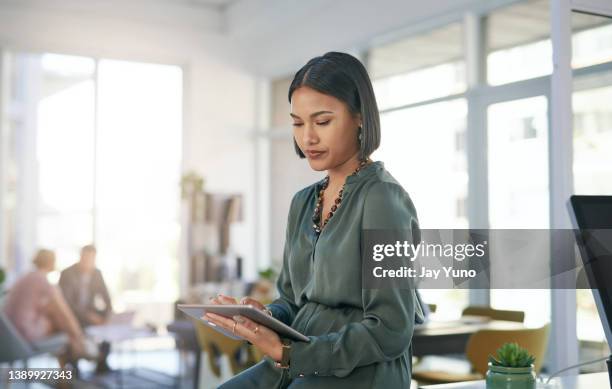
top-left (288, 51), bottom-right (381, 161)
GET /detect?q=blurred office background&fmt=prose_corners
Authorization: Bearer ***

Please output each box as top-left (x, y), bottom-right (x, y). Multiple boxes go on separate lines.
top-left (0, 0), bottom-right (611, 388)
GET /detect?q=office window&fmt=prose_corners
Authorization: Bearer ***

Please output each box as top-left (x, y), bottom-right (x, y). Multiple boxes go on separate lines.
top-left (487, 96), bottom-right (549, 228)
top-left (368, 22), bottom-right (465, 110)
top-left (487, 0), bottom-right (612, 86)
top-left (96, 59), bottom-right (182, 320)
top-left (5, 52), bottom-right (182, 327)
top-left (374, 99), bottom-right (468, 229)
top-left (487, 0), bottom-right (551, 86)
top-left (572, 13), bottom-right (612, 69)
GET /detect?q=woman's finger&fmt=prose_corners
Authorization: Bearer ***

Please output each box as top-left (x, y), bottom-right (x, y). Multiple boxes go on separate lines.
top-left (217, 293), bottom-right (238, 304)
top-left (205, 312), bottom-right (233, 325)
top-left (205, 313), bottom-right (238, 333)
top-left (232, 315), bottom-right (258, 332)
top-left (205, 313), bottom-right (257, 342)
top-left (240, 297), bottom-right (264, 309)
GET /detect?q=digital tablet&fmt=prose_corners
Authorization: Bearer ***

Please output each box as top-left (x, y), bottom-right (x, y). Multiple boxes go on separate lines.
top-left (178, 304), bottom-right (310, 343)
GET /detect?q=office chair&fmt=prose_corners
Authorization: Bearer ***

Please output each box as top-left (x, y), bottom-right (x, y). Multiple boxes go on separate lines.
top-left (413, 324), bottom-right (550, 385)
top-left (0, 312), bottom-right (68, 366)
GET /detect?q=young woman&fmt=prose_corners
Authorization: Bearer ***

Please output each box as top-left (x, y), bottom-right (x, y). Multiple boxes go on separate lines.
top-left (205, 51), bottom-right (424, 388)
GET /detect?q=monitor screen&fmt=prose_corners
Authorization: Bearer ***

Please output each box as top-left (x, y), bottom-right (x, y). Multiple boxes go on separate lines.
top-left (569, 195), bottom-right (612, 350)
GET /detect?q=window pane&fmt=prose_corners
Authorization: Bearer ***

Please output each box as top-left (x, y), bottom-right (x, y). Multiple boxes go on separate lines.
top-left (96, 59), bottom-right (182, 326)
top-left (374, 99), bottom-right (468, 228)
top-left (38, 54), bottom-right (96, 213)
top-left (368, 23), bottom-right (465, 109)
top-left (487, 96), bottom-right (549, 228)
top-left (572, 12), bottom-right (612, 69)
top-left (487, 0), bottom-right (551, 86)
top-left (573, 85), bottom-right (612, 195)
top-left (487, 0), bottom-right (612, 86)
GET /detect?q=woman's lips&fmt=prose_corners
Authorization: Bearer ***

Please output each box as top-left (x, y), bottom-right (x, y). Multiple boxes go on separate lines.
top-left (305, 150), bottom-right (326, 159)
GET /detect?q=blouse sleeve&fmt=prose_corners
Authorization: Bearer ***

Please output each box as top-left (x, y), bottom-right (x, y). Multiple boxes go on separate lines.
top-left (286, 181), bottom-right (421, 379)
top-left (265, 193), bottom-right (301, 326)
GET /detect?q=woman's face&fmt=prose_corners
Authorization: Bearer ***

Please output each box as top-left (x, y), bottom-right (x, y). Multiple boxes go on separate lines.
top-left (290, 86), bottom-right (361, 172)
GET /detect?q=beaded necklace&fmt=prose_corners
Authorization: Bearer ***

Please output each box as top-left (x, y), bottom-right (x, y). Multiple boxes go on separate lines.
top-left (312, 159), bottom-right (371, 235)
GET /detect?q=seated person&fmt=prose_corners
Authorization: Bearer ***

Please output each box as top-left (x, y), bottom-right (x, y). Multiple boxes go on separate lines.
top-left (3, 249), bottom-right (96, 363)
top-left (59, 244), bottom-right (113, 373)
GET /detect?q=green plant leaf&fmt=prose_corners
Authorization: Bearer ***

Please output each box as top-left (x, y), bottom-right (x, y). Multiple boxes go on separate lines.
top-left (491, 342), bottom-right (536, 367)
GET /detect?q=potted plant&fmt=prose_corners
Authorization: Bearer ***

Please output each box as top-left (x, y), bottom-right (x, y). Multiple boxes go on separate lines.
top-left (486, 342), bottom-right (537, 389)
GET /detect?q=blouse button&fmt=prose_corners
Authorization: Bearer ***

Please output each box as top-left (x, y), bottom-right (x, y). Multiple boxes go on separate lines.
top-left (298, 373), bottom-right (305, 377)
top-left (314, 371), bottom-right (319, 375)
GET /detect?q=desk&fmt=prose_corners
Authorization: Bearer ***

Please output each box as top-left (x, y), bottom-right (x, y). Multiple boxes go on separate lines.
top-left (412, 317), bottom-right (524, 357)
top-left (420, 372), bottom-right (609, 388)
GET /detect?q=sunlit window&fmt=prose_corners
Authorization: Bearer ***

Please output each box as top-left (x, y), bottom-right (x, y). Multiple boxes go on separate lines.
top-left (487, 0), bottom-right (612, 86)
top-left (487, 96), bottom-right (549, 228)
top-left (368, 22), bottom-right (465, 110)
top-left (96, 59), bottom-right (182, 321)
top-left (12, 52), bottom-right (183, 328)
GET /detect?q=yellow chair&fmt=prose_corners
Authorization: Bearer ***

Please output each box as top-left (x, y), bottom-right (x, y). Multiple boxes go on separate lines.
top-left (462, 306), bottom-right (525, 323)
top-left (193, 320), bottom-right (262, 378)
top-left (427, 304), bottom-right (437, 313)
top-left (412, 324), bottom-right (550, 385)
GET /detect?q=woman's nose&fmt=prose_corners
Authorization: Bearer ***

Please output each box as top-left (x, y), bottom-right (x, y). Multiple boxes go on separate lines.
top-left (302, 124), bottom-right (318, 144)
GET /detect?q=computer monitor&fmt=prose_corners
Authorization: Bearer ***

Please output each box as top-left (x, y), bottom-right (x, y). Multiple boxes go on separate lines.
top-left (568, 195), bottom-right (612, 351)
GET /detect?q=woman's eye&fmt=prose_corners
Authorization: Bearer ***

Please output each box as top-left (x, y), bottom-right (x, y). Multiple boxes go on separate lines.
top-left (292, 122), bottom-right (303, 127)
top-left (316, 120), bottom-right (330, 126)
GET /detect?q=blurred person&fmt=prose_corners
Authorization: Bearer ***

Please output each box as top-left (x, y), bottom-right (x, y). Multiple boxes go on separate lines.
top-left (59, 244), bottom-right (113, 373)
top-left (2, 249), bottom-right (97, 363)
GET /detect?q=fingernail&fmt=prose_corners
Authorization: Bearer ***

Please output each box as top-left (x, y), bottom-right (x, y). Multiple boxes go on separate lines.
top-left (233, 315), bottom-right (244, 323)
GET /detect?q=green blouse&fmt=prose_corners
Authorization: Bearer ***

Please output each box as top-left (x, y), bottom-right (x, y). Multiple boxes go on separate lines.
top-left (266, 160), bottom-right (424, 388)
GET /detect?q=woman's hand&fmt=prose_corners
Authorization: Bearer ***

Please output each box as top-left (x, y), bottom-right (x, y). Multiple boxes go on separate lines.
top-left (205, 294), bottom-right (283, 361)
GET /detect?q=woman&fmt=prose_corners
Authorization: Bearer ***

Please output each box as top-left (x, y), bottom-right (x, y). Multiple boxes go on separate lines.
top-left (3, 249), bottom-right (96, 362)
top-left (205, 51), bottom-right (424, 388)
